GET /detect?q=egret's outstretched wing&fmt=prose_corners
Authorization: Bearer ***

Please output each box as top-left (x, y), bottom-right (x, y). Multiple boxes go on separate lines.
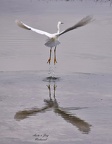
top-left (58, 16), bottom-right (93, 36)
top-left (15, 20), bottom-right (51, 37)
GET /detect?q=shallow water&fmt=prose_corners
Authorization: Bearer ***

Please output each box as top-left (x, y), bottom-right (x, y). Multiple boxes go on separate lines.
top-left (0, 71), bottom-right (112, 144)
top-left (0, 0), bottom-right (112, 144)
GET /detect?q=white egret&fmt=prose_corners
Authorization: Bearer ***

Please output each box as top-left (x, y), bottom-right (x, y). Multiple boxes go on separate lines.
top-left (15, 16), bottom-right (92, 64)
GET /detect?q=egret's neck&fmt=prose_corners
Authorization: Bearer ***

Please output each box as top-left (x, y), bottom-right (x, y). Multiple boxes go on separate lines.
top-left (57, 23), bottom-right (61, 34)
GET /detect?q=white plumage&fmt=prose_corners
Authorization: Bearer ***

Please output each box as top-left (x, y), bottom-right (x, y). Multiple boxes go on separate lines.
top-left (15, 16), bottom-right (92, 64)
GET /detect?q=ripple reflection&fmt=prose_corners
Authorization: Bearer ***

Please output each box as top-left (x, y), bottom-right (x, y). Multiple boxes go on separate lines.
top-left (14, 79), bottom-right (91, 134)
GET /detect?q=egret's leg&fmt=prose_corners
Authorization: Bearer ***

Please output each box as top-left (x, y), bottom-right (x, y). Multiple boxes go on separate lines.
top-left (53, 84), bottom-right (57, 99)
top-left (47, 84), bottom-right (51, 99)
top-left (47, 48), bottom-right (52, 64)
top-left (54, 47), bottom-right (57, 64)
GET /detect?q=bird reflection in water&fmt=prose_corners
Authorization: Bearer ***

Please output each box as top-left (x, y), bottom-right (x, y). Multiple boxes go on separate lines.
top-left (14, 77), bottom-right (91, 134)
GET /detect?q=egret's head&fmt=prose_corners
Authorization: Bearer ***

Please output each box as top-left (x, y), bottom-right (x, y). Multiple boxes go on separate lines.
top-left (57, 21), bottom-right (63, 34)
top-left (58, 21), bottom-right (64, 25)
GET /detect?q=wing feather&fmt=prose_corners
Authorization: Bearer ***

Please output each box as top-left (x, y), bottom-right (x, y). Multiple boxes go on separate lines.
top-left (58, 16), bottom-right (93, 36)
top-left (15, 20), bottom-right (51, 37)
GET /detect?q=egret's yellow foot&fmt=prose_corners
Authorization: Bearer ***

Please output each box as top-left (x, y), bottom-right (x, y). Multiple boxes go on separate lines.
top-left (47, 58), bottom-right (51, 64)
top-left (54, 58), bottom-right (57, 65)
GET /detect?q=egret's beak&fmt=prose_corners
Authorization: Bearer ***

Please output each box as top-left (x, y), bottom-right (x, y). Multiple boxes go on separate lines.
top-left (61, 22), bottom-right (64, 24)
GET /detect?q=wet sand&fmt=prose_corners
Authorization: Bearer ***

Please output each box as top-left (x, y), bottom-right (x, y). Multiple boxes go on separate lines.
top-left (0, 0), bottom-right (112, 144)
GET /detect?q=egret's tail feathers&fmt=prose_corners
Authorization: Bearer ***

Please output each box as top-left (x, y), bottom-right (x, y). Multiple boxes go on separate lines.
top-left (45, 38), bottom-right (60, 48)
